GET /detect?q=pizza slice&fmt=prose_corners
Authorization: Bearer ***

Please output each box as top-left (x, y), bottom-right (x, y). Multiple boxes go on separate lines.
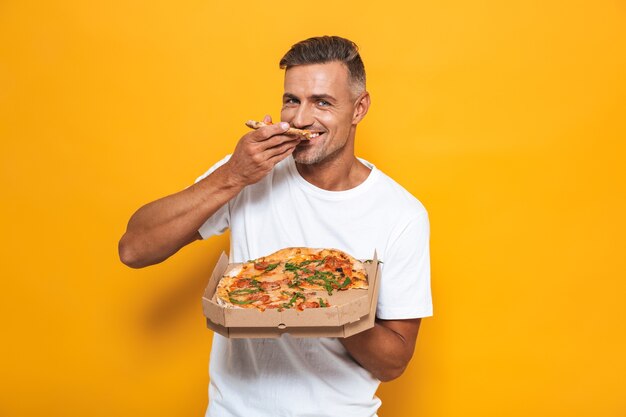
top-left (245, 120), bottom-right (314, 140)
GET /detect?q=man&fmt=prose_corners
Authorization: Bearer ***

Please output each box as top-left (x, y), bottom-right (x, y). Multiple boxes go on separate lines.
top-left (119, 36), bottom-right (432, 417)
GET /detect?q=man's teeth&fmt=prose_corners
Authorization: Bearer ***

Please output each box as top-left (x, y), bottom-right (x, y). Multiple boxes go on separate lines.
top-left (309, 132), bottom-right (321, 138)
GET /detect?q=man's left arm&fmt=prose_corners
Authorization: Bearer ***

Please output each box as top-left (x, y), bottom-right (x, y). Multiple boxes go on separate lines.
top-left (342, 211), bottom-right (431, 381)
top-left (339, 318), bottom-right (421, 382)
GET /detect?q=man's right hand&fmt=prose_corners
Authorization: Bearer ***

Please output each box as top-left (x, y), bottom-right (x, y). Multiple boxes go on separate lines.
top-left (222, 115), bottom-right (301, 187)
top-left (118, 115), bottom-right (300, 268)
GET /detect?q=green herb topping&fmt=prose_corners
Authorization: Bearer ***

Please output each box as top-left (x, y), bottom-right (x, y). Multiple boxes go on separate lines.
top-left (264, 263), bottom-right (279, 271)
top-left (228, 297), bottom-right (255, 305)
top-left (229, 288), bottom-right (260, 296)
top-left (281, 291), bottom-right (306, 309)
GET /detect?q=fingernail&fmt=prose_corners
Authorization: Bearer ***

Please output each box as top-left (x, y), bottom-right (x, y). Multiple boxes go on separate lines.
top-left (280, 122), bottom-right (289, 130)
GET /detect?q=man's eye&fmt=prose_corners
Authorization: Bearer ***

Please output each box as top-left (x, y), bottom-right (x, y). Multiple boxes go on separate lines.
top-left (317, 100), bottom-right (330, 107)
top-left (285, 98), bottom-right (299, 105)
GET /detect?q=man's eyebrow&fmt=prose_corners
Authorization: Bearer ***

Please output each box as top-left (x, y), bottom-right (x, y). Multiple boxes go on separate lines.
top-left (282, 93), bottom-right (337, 102)
top-left (310, 94), bottom-right (336, 102)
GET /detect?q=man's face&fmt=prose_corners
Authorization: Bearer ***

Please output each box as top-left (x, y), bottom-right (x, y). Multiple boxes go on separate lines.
top-left (281, 62), bottom-right (359, 165)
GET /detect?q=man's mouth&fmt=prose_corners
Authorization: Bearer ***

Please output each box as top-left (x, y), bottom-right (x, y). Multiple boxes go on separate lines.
top-left (308, 132), bottom-right (324, 140)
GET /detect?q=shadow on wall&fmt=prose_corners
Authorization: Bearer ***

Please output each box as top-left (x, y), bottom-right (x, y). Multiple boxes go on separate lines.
top-left (135, 234), bottom-right (229, 340)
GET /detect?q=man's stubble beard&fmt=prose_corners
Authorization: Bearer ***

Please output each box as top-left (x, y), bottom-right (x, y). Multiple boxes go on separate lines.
top-left (292, 146), bottom-right (325, 165)
top-left (292, 135), bottom-right (347, 165)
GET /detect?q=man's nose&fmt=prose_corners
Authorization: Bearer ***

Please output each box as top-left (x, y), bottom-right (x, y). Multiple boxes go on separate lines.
top-left (292, 104), bottom-right (314, 129)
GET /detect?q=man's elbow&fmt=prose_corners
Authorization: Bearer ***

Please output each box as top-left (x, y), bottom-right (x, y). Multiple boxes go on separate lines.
top-left (376, 364), bottom-right (408, 382)
top-left (118, 234), bottom-right (148, 269)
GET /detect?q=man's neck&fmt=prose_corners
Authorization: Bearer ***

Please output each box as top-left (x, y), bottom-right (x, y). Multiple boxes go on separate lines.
top-left (295, 155), bottom-right (371, 191)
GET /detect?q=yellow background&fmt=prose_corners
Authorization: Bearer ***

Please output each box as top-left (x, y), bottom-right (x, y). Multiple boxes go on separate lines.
top-left (1, 1), bottom-right (625, 416)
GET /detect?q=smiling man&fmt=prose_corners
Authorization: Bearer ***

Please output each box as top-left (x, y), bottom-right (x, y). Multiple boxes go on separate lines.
top-left (119, 36), bottom-right (432, 417)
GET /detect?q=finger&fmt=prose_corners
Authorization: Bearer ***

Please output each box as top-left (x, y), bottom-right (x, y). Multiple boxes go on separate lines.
top-left (262, 137), bottom-right (301, 159)
top-left (263, 114), bottom-right (272, 124)
top-left (266, 141), bottom-right (298, 165)
top-left (250, 121), bottom-right (290, 142)
top-left (256, 132), bottom-right (301, 151)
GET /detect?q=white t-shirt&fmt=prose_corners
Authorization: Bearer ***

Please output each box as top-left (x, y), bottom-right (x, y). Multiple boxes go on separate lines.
top-left (196, 155), bottom-right (432, 417)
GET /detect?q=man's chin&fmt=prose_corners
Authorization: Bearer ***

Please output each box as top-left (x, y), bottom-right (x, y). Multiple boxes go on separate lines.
top-left (293, 155), bottom-right (319, 165)
top-left (293, 150), bottom-right (322, 165)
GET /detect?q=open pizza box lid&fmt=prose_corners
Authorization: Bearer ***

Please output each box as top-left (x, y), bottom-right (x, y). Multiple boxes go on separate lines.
top-left (202, 251), bottom-right (381, 338)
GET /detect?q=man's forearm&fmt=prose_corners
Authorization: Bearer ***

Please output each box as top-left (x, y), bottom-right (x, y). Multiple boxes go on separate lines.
top-left (339, 318), bottom-right (421, 382)
top-left (118, 164), bottom-right (243, 268)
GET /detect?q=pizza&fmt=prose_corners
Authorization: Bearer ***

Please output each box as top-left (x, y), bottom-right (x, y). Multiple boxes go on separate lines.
top-left (215, 247), bottom-right (368, 312)
top-left (245, 120), bottom-right (314, 140)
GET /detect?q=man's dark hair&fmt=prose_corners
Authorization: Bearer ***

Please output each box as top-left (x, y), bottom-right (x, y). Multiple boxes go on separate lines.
top-left (279, 36), bottom-right (366, 95)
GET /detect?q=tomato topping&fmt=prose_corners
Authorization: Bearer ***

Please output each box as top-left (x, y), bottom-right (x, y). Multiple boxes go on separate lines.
top-left (323, 256), bottom-right (349, 271)
top-left (235, 279), bottom-right (251, 288)
top-left (254, 261), bottom-right (269, 270)
top-left (251, 294), bottom-right (270, 303)
top-left (302, 301), bottom-right (320, 309)
top-left (260, 281), bottom-right (281, 291)
top-left (324, 257), bottom-right (339, 269)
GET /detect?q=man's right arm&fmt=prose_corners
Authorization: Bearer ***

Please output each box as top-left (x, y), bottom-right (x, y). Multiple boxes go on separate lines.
top-left (118, 119), bottom-right (299, 268)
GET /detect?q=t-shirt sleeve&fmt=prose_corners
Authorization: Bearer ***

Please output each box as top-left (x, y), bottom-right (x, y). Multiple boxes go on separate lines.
top-left (194, 155), bottom-right (232, 240)
top-left (376, 211), bottom-right (432, 319)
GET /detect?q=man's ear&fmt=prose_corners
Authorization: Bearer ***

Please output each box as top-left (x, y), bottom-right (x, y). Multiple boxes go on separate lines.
top-left (352, 92), bottom-right (371, 125)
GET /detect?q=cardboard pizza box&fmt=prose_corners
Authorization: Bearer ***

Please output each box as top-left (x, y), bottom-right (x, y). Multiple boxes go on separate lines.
top-left (202, 251), bottom-right (381, 338)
